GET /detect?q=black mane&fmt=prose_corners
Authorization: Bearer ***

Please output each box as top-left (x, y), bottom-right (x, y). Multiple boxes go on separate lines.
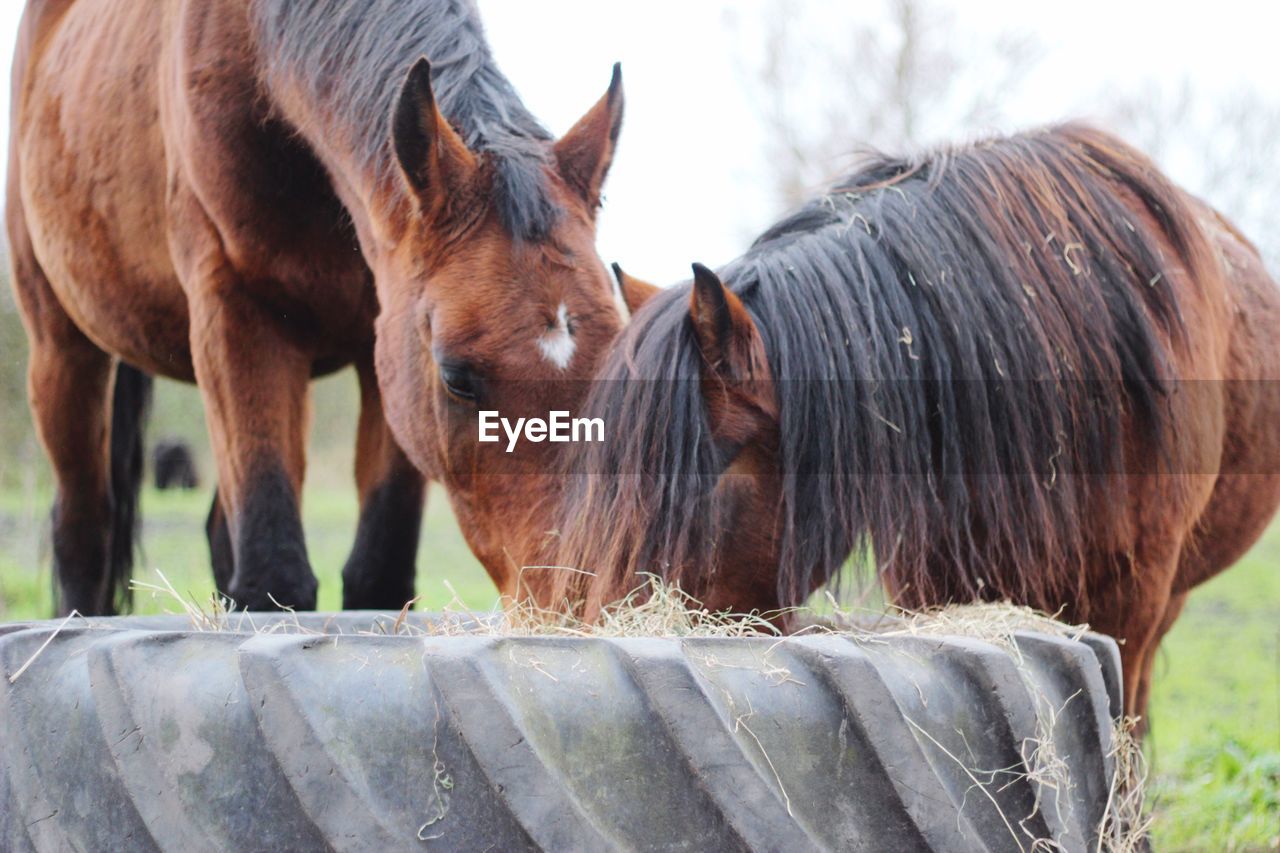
top-left (252, 0), bottom-right (560, 240)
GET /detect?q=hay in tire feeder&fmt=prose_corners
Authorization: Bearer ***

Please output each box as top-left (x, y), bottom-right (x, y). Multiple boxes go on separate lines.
top-left (0, 602), bottom-right (1140, 851)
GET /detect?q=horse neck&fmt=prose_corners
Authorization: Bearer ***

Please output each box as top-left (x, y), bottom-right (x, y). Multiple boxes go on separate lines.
top-left (244, 0), bottom-right (545, 255)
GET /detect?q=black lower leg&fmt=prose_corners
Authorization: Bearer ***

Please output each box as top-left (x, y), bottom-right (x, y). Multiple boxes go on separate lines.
top-left (51, 494), bottom-right (112, 616)
top-left (341, 466), bottom-right (425, 610)
top-left (227, 464), bottom-right (317, 611)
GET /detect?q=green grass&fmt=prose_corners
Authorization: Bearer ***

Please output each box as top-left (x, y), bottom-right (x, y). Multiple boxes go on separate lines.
top-left (0, 484), bottom-right (1276, 848)
top-left (1145, 522), bottom-right (1280, 851)
top-left (0, 482), bottom-right (498, 619)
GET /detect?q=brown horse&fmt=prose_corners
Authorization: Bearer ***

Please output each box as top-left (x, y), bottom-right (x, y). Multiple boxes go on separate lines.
top-left (8, 0), bottom-right (648, 614)
top-left (551, 124), bottom-right (1280, 721)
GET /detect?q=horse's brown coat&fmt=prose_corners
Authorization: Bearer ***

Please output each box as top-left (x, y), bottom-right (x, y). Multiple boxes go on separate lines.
top-left (8, 0), bottom-right (629, 612)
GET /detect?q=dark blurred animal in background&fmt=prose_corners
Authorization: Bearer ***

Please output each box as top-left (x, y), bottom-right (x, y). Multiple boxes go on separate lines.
top-left (152, 440), bottom-right (200, 491)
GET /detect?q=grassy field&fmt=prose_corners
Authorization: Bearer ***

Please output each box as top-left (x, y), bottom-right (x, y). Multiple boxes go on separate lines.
top-left (0, 483), bottom-right (497, 616)
top-left (0, 482), bottom-right (1276, 849)
top-left (1143, 522), bottom-right (1280, 850)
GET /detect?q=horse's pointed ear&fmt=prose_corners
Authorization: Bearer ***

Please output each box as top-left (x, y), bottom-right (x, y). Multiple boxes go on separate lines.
top-left (688, 263), bottom-right (758, 376)
top-left (554, 63), bottom-right (624, 213)
top-left (688, 263), bottom-right (777, 441)
top-left (392, 57), bottom-right (477, 211)
top-left (611, 262), bottom-right (659, 319)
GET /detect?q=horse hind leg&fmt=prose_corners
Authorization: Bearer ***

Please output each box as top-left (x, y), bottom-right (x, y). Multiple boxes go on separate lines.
top-left (341, 357), bottom-right (426, 610)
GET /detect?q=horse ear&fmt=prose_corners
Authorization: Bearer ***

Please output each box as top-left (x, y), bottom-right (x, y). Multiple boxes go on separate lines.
top-left (392, 57), bottom-right (477, 211)
top-left (611, 263), bottom-right (660, 319)
top-left (690, 263), bottom-right (750, 373)
top-left (554, 63), bottom-right (624, 212)
top-left (688, 263), bottom-right (777, 441)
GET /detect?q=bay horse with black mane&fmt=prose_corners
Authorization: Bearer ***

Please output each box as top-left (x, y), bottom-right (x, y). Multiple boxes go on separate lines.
top-left (9, 0), bottom-right (648, 614)
top-left (551, 124), bottom-right (1280, 720)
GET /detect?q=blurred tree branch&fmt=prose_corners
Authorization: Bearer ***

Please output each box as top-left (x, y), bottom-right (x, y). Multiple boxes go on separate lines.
top-left (732, 0), bottom-right (1040, 208)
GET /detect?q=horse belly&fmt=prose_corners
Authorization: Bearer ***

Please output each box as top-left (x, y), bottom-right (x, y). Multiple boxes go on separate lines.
top-left (17, 0), bottom-right (194, 379)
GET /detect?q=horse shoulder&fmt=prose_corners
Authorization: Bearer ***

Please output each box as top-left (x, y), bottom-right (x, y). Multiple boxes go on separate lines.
top-left (163, 0), bottom-right (377, 358)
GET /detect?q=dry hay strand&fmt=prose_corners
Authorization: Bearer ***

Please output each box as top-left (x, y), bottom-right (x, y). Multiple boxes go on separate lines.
top-left (443, 574), bottom-right (787, 639)
top-left (1097, 716), bottom-right (1152, 853)
top-left (119, 572), bottom-right (782, 640)
top-left (131, 571), bottom-right (324, 635)
top-left (131, 571), bottom-right (236, 632)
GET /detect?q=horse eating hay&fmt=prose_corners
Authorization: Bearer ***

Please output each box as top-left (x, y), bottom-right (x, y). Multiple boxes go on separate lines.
top-left (551, 124), bottom-right (1280, 720)
top-left (8, 0), bottom-right (648, 613)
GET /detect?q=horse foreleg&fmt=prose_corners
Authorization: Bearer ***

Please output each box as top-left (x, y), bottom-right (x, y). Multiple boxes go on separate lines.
top-left (1087, 549), bottom-right (1182, 726)
top-left (1131, 590), bottom-right (1189, 736)
top-left (341, 357), bottom-right (426, 610)
top-left (187, 284), bottom-right (317, 611)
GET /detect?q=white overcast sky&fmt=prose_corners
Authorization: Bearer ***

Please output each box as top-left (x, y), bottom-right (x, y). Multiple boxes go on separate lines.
top-left (2, 0), bottom-right (1276, 284)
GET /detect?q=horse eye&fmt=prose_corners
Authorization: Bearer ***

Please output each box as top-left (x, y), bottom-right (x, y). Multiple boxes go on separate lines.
top-left (439, 362), bottom-right (479, 403)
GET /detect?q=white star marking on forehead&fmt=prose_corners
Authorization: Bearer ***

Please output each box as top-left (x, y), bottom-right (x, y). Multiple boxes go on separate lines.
top-left (537, 302), bottom-right (576, 371)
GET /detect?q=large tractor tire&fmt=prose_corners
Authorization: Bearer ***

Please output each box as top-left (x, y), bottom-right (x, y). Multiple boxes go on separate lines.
top-left (0, 614), bottom-right (1122, 851)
